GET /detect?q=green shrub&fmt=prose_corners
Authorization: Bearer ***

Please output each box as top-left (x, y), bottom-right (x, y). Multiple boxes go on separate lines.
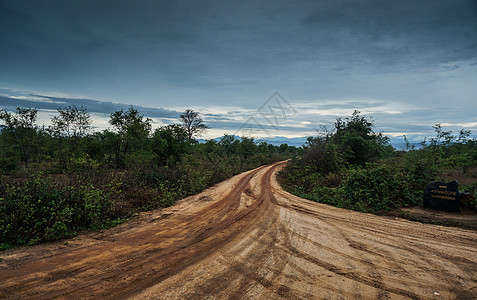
top-left (303, 142), bottom-right (344, 174)
top-left (0, 157), bottom-right (18, 175)
top-left (279, 162), bottom-right (428, 213)
top-left (337, 165), bottom-right (408, 212)
top-left (0, 174), bottom-right (112, 248)
top-left (67, 153), bottom-right (101, 173)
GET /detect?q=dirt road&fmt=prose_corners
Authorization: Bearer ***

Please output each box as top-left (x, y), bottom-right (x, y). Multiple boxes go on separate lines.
top-left (1, 162), bottom-right (477, 299)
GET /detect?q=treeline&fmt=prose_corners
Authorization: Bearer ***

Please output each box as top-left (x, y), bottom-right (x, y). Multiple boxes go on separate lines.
top-left (279, 110), bottom-right (477, 213)
top-left (0, 106), bottom-right (297, 249)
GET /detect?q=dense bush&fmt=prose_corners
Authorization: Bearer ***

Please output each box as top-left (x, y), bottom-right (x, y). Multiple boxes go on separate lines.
top-left (0, 174), bottom-right (112, 249)
top-left (337, 165), bottom-right (416, 211)
top-left (279, 162), bottom-right (426, 213)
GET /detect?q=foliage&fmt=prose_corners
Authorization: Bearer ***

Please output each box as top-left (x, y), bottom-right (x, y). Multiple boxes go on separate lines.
top-left (336, 165), bottom-right (412, 211)
top-left (50, 105), bottom-right (91, 138)
top-left (109, 107), bottom-right (152, 167)
top-left (0, 174), bottom-right (111, 248)
top-left (299, 110), bottom-right (393, 175)
top-left (333, 110), bottom-right (393, 165)
top-left (0, 107), bottom-right (41, 167)
top-left (302, 138), bottom-right (343, 174)
top-left (152, 124), bottom-right (190, 165)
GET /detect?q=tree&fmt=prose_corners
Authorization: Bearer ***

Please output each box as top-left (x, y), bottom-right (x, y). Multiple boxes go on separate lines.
top-left (332, 110), bottom-right (391, 165)
top-left (49, 105), bottom-right (93, 166)
top-left (429, 123), bottom-right (473, 146)
top-left (430, 123), bottom-right (454, 146)
top-left (109, 107), bottom-right (152, 166)
top-left (180, 109), bottom-right (209, 140)
top-left (300, 111), bottom-right (393, 171)
top-left (152, 124), bottom-right (190, 164)
top-left (110, 107), bottom-right (152, 143)
top-left (0, 108), bottom-right (40, 167)
top-left (50, 105), bottom-right (91, 138)
top-left (458, 129), bottom-right (472, 143)
top-left (219, 134), bottom-right (240, 156)
top-left (239, 136), bottom-right (256, 158)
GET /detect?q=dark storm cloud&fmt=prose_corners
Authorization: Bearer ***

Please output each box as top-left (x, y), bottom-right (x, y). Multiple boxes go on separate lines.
top-left (0, 0), bottom-right (476, 140)
top-left (0, 0), bottom-right (211, 92)
top-left (1, 0), bottom-right (476, 89)
top-left (302, 0), bottom-right (477, 66)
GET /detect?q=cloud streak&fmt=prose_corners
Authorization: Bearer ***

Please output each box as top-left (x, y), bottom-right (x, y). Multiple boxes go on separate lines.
top-left (0, 93), bottom-right (178, 119)
top-left (1, 89), bottom-right (476, 147)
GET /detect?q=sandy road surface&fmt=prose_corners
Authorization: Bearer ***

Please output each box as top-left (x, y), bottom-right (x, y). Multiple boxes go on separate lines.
top-left (1, 162), bottom-right (477, 299)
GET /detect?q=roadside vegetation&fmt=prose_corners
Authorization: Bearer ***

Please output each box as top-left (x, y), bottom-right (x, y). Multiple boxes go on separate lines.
top-left (278, 110), bottom-right (477, 215)
top-left (0, 106), bottom-right (297, 249)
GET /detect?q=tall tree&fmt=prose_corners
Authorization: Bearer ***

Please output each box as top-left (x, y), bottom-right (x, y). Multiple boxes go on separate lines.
top-left (50, 105), bottom-right (92, 138)
top-left (333, 110), bottom-right (391, 165)
top-left (49, 105), bottom-right (92, 166)
top-left (0, 108), bottom-right (40, 167)
top-left (109, 107), bottom-right (152, 166)
top-left (152, 124), bottom-right (190, 165)
top-left (180, 109), bottom-right (209, 140)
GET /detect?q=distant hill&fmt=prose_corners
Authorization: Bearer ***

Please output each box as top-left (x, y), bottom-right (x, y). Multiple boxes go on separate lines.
top-left (198, 135), bottom-right (307, 147)
top-left (199, 135), bottom-right (424, 150)
top-left (391, 142), bottom-right (424, 150)
top-left (255, 136), bottom-right (307, 147)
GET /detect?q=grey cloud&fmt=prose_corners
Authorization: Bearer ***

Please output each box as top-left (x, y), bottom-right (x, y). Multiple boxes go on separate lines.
top-left (203, 115), bottom-right (236, 122)
top-left (313, 101), bottom-right (387, 110)
top-left (0, 95), bottom-right (179, 119)
top-left (373, 108), bottom-right (476, 124)
top-left (0, 0), bottom-right (475, 141)
top-left (302, 0), bottom-right (477, 67)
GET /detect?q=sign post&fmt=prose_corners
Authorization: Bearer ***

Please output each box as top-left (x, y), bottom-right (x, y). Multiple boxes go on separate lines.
top-left (423, 180), bottom-right (461, 212)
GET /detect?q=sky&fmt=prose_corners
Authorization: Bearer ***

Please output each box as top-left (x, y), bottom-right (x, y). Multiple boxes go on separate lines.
top-left (1, 0), bottom-right (477, 145)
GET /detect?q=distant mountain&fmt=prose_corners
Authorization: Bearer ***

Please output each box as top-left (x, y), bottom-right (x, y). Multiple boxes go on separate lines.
top-left (198, 135), bottom-right (425, 150)
top-left (255, 136), bottom-right (307, 147)
top-left (198, 135), bottom-right (307, 147)
top-left (391, 142), bottom-right (424, 150)
top-left (389, 136), bottom-right (424, 150)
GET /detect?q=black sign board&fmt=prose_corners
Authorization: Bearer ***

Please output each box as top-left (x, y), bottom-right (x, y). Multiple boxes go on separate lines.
top-left (423, 180), bottom-right (460, 212)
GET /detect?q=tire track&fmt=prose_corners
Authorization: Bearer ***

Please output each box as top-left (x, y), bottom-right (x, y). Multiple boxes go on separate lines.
top-left (282, 202), bottom-right (475, 295)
